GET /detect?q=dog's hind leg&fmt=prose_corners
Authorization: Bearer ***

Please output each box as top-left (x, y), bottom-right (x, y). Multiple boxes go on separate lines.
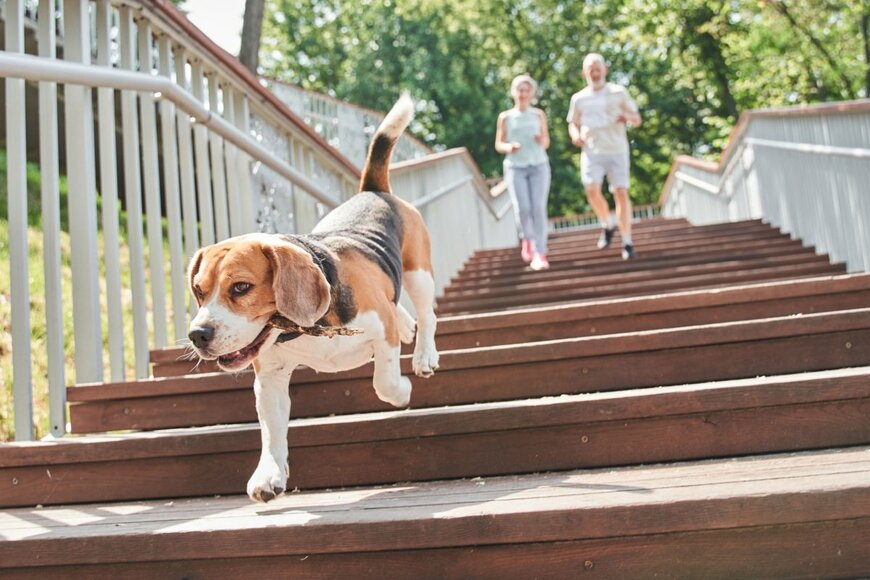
top-left (403, 269), bottom-right (439, 378)
top-left (372, 306), bottom-right (412, 407)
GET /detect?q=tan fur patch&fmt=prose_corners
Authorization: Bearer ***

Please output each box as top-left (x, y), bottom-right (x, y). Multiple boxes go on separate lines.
top-left (336, 250), bottom-right (400, 346)
top-left (394, 197), bottom-right (433, 275)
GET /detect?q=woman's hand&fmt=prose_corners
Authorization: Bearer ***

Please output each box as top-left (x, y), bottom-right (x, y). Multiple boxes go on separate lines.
top-left (510, 142), bottom-right (522, 152)
top-left (571, 135), bottom-right (585, 148)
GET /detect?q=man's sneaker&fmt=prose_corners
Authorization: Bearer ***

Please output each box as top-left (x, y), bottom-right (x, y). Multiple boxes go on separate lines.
top-left (597, 227), bottom-right (616, 249)
top-left (621, 244), bottom-right (636, 260)
top-left (530, 253), bottom-right (550, 271)
top-left (520, 239), bottom-right (533, 263)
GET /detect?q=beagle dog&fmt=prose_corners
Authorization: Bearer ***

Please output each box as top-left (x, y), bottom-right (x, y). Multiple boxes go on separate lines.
top-left (187, 94), bottom-right (439, 503)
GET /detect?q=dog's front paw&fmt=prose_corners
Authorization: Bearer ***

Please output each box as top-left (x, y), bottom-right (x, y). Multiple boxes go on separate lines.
top-left (413, 341), bottom-right (439, 378)
top-left (247, 459), bottom-right (289, 503)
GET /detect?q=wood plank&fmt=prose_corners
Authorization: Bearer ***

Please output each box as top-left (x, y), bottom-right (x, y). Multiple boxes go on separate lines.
top-left (447, 238), bottom-right (810, 290)
top-left (5, 370), bottom-right (870, 506)
top-left (72, 309), bottom-right (870, 432)
top-left (437, 264), bottom-right (846, 313)
top-left (1, 447), bottom-right (867, 566)
top-left (464, 220), bottom-right (779, 263)
top-left (148, 273), bottom-right (870, 367)
top-left (444, 253), bottom-right (834, 300)
top-left (7, 519), bottom-right (866, 579)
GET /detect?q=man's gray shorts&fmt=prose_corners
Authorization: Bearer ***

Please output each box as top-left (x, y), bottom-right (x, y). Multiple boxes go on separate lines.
top-left (581, 151), bottom-right (630, 189)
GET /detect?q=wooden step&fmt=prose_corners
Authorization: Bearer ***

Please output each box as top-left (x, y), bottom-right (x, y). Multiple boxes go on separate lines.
top-left (5, 367), bottom-right (870, 507)
top-left (150, 274), bottom-right (870, 378)
top-left (1, 445), bottom-right (867, 577)
top-left (438, 262), bottom-right (846, 314)
top-left (443, 251), bottom-right (833, 300)
top-left (447, 237), bottom-right (809, 290)
top-left (459, 225), bottom-right (789, 271)
top-left (72, 305), bottom-right (870, 433)
top-left (466, 218), bottom-right (772, 261)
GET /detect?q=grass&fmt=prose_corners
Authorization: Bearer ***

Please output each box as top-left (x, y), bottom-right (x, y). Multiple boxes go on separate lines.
top-left (0, 150), bottom-right (182, 441)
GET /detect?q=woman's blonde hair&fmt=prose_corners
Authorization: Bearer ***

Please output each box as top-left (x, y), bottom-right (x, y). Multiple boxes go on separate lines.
top-left (510, 74), bottom-right (538, 98)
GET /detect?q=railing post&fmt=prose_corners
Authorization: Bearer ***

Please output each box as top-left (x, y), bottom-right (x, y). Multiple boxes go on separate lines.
top-left (63, 0), bottom-right (104, 384)
top-left (222, 87), bottom-right (244, 236)
top-left (234, 93), bottom-right (256, 232)
top-left (173, 47), bottom-right (200, 270)
top-left (208, 74), bottom-right (231, 240)
top-left (39, 0), bottom-right (68, 435)
top-left (138, 19), bottom-right (169, 349)
top-left (158, 34), bottom-right (188, 344)
top-left (191, 61), bottom-right (215, 246)
top-left (119, 6), bottom-right (151, 378)
top-left (96, 0), bottom-right (126, 383)
top-left (5, 0), bottom-right (33, 441)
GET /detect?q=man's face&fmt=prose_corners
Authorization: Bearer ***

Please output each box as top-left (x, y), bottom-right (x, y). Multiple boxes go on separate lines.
top-left (584, 61), bottom-right (607, 85)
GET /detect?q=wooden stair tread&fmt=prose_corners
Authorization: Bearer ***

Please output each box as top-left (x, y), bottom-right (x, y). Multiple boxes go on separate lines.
top-left (6, 367), bottom-right (870, 507)
top-left (66, 306), bottom-right (870, 434)
top-left (149, 273), bottom-right (870, 364)
top-left (1, 446), bottom-right (867, 571)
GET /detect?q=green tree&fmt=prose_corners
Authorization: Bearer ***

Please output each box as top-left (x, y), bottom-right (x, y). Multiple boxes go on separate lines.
top-left (259, 0), bottom-right (868, 216)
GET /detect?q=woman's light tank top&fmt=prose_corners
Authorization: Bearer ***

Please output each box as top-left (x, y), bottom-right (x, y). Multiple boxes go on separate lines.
top-left (504, 108), bottom-right (548, 167)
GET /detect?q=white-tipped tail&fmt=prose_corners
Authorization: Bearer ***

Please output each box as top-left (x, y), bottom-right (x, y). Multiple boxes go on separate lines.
top-left (359, 92), bottom-right (415, 193)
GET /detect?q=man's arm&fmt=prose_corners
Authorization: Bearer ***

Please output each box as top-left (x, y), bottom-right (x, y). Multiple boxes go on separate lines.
top-left (567, 106), bottom-right (585, 148)
top-left (618, 93), bottom-right (642, 128)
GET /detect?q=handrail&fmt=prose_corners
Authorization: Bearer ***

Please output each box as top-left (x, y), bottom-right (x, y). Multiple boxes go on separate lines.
top-left (661, 99), bottom-right (870, 203)
top-left (264, 76), bottom-right (434, 161)
top-left (138, 0), bottom-right (361, 182)
top-left (659, 98), bottom-right (870, 275)
top-left (0, 50), bottom-right (343, 208)
top-left (744, 137), bottom-right (870, 159)
top-left (392, 147), bottom-right (507, 218)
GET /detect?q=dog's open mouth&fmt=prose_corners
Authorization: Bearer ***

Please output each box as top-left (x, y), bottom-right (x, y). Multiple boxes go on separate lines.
top-left (216, 326), bottom-right (273, 370)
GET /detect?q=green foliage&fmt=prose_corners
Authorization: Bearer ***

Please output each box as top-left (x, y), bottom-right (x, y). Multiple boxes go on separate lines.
top-left (260, 0), bottom-right (869, 214)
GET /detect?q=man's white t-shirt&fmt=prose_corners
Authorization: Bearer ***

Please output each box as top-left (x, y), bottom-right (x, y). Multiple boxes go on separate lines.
top-left (566, 83), bottom-right (639, 154)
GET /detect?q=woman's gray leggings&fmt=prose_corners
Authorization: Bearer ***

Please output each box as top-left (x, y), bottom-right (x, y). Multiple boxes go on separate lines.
top-left (504, 161), bottom-right (551, 255)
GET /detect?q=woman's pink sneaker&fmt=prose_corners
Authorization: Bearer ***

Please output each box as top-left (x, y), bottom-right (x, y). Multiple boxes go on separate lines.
top-left (530, 253), bottom-right (549, 271)
top-left (521, 239), bottom-right (533, 263)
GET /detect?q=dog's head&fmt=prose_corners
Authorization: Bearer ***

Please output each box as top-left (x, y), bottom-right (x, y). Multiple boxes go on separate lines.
top-left (186, 234), bottom-right (331, 371)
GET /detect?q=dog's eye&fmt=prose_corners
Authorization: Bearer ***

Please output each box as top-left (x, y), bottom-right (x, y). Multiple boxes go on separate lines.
top-left (231, 282), bottom-right (252, 297)
top-left (193, 285), bottom-right (205, 302)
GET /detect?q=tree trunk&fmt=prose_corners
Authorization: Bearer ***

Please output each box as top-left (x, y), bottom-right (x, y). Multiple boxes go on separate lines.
top-left (862, 7), bottom-right (870, 97)
top-left (239, 0), bottom-right (265, 74)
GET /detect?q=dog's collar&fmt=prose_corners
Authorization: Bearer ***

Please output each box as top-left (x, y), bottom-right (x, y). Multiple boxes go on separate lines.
top-left (275, 330), bottom-right (303, 343)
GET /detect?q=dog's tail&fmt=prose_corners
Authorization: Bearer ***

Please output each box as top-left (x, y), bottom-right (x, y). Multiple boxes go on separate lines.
top-left (359, 92), bottom-right (414, 193)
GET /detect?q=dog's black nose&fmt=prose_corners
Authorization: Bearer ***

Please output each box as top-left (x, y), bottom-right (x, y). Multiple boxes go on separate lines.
top-left (188, 326), bottom-right (215, 349)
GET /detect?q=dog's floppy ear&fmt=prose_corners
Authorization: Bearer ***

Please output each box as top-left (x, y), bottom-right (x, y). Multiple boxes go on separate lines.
top-left (265, 243), bottom-right (331, 327)
top-left (188, 248), bottom-right (205, 303)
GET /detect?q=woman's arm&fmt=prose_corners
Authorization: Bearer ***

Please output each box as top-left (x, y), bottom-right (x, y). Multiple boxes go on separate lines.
top-left (495, 111), bottom-right (520, 154)
top-left (535, 108), bottom-right (551, 150)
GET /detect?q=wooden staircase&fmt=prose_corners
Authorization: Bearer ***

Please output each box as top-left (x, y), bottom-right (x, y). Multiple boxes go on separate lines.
top-left (1, 218), bottom-right (869, 578)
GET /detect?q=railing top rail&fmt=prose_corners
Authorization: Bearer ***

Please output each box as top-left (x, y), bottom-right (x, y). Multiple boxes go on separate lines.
top-left (263, 76), bottom-right (434, 155)
top-left (134, 0), bottom-right (361, 181)
top-left (391, 147), bottom-right (509, 218)
top-left (660, 98), bottom-right (870, 203)
top-left (0, 50), bottom-right (344, 207)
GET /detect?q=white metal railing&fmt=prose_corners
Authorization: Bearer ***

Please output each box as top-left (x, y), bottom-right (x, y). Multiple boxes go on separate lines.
top-left (660, 100), bottom-right (870, 273)
top-left (1, 0), bottom-right (361, 440)
top-left (266, 80), bottom-right (432, 168)
top-left (549, 204), bottom-right (662, 233)
top-left (390, 148), bottom-right (515, 295)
